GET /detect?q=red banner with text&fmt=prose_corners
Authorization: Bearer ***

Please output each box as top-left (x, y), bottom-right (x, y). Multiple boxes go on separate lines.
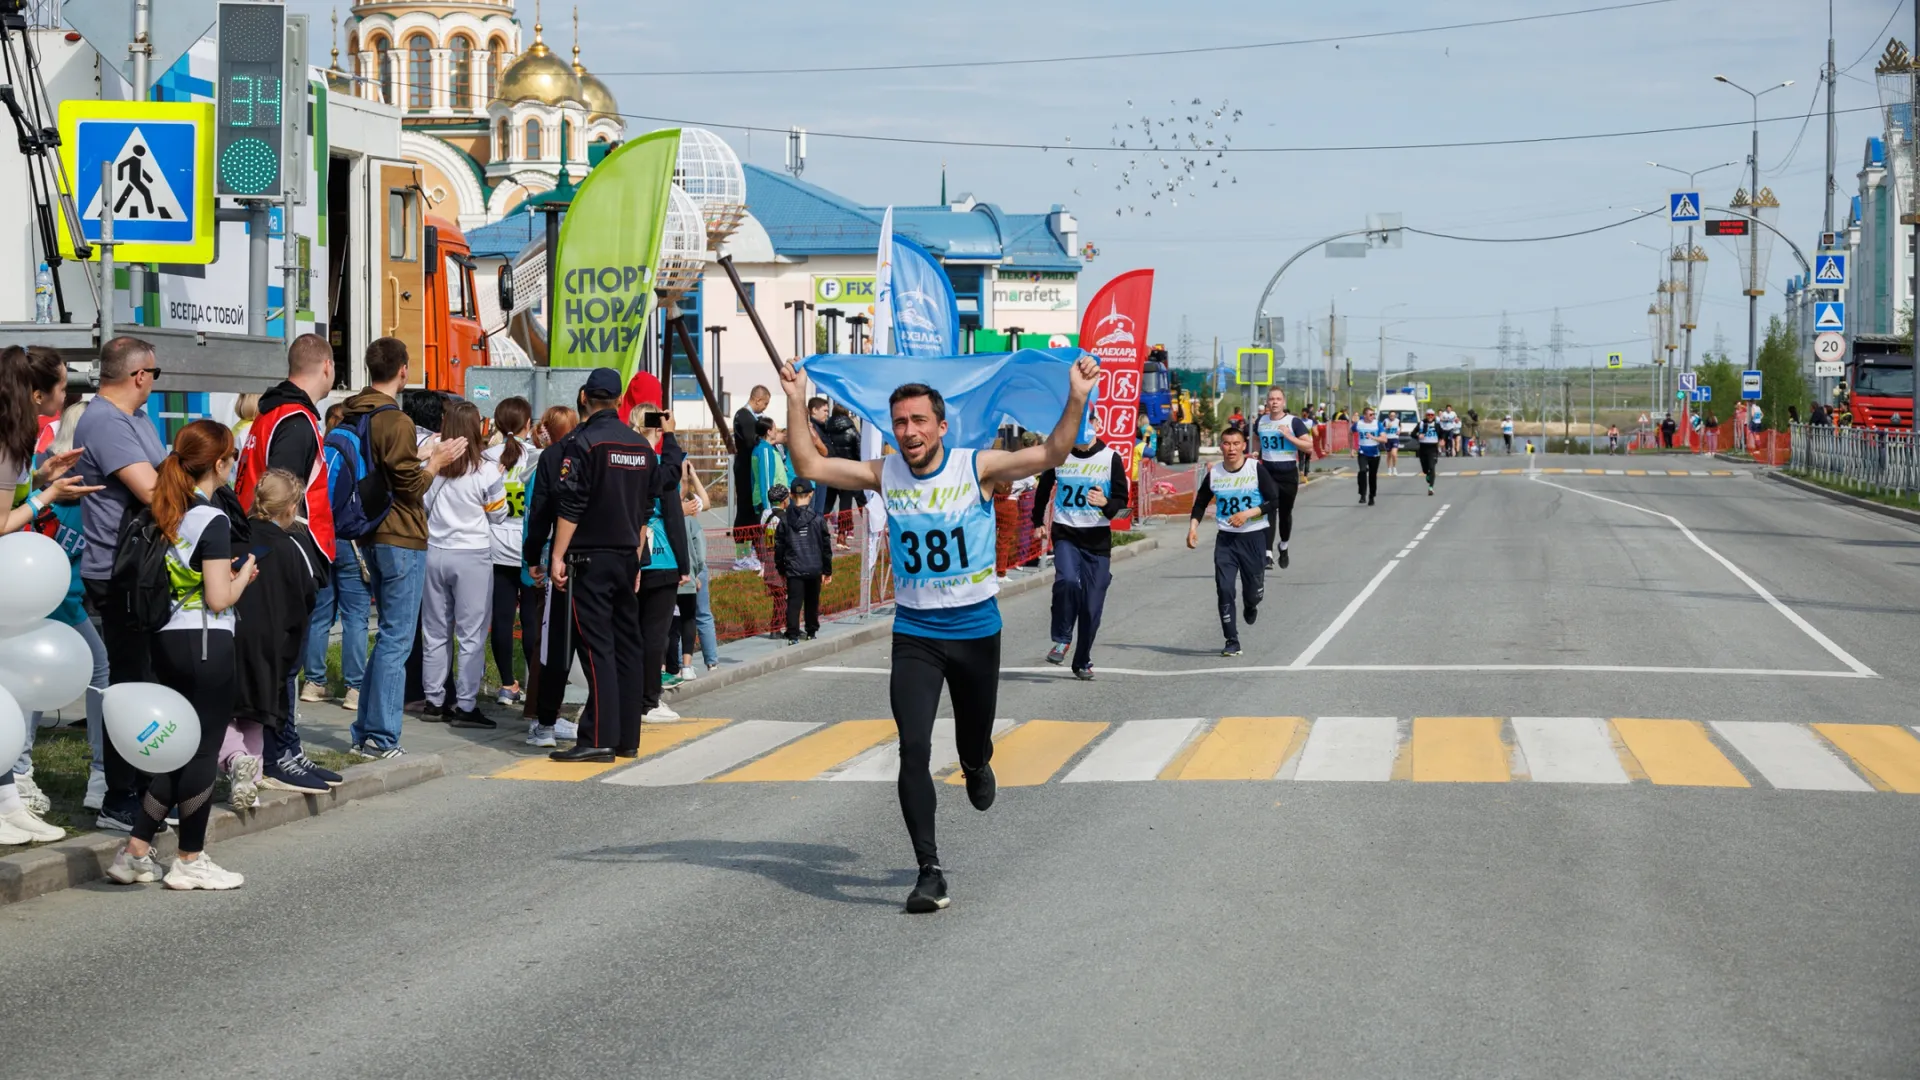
top-left (1078, 269), bottom-right (1155, 530)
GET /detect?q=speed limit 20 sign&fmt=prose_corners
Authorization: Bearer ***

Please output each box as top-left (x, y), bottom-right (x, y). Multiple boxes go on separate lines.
top-left (1813, 332), bottom-right (1847, 362)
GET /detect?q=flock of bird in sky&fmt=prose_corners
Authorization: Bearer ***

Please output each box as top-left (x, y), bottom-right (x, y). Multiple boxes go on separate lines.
top-left (1058, 97), bottom-right (1246, 218)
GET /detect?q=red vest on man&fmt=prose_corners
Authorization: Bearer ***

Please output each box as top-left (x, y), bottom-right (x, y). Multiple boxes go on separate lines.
top-left (235, 402), bottom-right (335, 558)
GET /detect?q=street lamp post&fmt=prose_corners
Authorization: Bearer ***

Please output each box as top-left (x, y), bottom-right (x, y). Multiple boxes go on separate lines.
top-left (1631, 239), bottom-right (1670, 404)
top-left (1375, 301), bottom-right (1408, 403)
top-left (1714, 75), bottom-right (1795, 369)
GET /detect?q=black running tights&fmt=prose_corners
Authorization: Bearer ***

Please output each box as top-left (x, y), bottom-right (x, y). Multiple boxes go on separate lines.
top-left (890, 631), bottom-right (1000, 867)
top-left (138, 629), bottom-right (234, 853)
top-left (1418, 445), bottom-right (1440, 487)
top-left (490, 564), bottom-right (533, 687)
top-left (1260, 462), bottom-right (1299, 555)
top-left (1356, 454), bottom-right (1380, 501)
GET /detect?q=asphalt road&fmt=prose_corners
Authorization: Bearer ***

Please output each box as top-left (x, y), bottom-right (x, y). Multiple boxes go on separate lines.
top-left (3, 454), bottom-right (1916, 1079)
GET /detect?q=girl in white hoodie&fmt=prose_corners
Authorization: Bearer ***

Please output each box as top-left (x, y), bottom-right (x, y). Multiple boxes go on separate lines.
top-left (421, 401), bottom-right (508, 726)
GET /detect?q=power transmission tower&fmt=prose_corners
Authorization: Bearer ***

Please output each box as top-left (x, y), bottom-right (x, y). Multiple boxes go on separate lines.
top-left (1176, 315), bottom-right (1197, 371)
top-left (1497, 312), bottom-right (1524, 418)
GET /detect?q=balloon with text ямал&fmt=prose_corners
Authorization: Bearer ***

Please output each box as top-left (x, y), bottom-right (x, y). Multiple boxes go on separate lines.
top-left (103, 682), bottom-right (201, 774)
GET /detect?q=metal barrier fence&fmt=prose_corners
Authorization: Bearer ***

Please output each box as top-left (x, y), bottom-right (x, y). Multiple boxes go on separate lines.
top-left (1787, 423), bottom-right (1920, 496)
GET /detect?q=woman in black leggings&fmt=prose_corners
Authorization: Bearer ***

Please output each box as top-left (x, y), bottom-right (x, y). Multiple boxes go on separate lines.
top-left (105, 420), bottom-right (256, 890)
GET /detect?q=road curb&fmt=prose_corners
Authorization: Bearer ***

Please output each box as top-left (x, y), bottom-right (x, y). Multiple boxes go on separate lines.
top-left (1766, 470), bottom-right (1920, 528)
top-left (670, 535), bottom-right (1164, 703)
top-left (0, 753), bottom-right (445, 908)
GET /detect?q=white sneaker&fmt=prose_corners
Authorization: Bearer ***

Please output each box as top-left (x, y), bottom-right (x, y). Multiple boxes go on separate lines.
top-left (343, 688), bottom-right (361, 711)
top-left (105, 846), bottom-right (161, 883)
top-left (2, 807), bottom-right (64, 843)
top-left (0, 816), bottom-right (35, 845)
top-left (299, 681), bottom-right (329, 703)
top-left (83, 768), bottom-right (107, 811)
top-left (732, 555), bottom-right (763, 572)
top-left (526, 723), bottom-right (557, 748)
top-left (228, 753), bottom-right (262, 811)
top-left (14, 773), bottom-right (51, 815)
top-left (554, 718), bottom-right (579, 741)
top-left (164, 854), bottom-right (245, 891)
top-left (679, 666), bottom-right (699, 682)
top-left (642, 704), bottom-right (681, 723)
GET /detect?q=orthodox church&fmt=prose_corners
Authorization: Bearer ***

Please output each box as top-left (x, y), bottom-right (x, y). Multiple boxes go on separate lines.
top-left (338, 0), bottom-right (624, 230)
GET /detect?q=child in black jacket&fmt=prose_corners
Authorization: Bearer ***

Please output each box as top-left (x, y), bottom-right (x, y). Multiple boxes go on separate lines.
top-left (772, 480), bottom-right (833, 643)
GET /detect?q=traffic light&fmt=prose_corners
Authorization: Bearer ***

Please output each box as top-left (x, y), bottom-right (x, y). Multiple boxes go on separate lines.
top-left (216, 1), bottom-right (287, 198)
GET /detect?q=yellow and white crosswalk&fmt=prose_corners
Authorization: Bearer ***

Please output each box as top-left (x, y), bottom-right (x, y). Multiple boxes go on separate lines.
top-left (486, 717), bottom-right (1920, 794)
top-left (1445, 468), bottom-right (1737, 477)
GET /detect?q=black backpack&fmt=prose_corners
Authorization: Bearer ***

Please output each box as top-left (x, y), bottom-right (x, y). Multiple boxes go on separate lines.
top-left (776, 504), bottom-right (824, 578)
top-left (109, 507), bottom-right (178, 634)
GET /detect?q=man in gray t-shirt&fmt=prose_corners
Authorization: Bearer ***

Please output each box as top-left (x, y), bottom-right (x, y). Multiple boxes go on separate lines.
top-left (74, 373), bottom-right (165, 580)
top-left (72, 337), bottom-right (168, 831)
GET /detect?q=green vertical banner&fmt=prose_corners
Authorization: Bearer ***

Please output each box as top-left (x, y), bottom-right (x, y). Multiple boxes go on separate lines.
top-left (549, 127), bottom-right (682, 379)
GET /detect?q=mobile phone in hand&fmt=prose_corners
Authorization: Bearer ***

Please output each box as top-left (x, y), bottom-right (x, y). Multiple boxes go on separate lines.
top-left (643, 411), bottom-right (668, 428)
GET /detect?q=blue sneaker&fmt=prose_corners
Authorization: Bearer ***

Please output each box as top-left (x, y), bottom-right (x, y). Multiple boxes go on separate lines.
top-left (261, 755), bottom-right (330, 795)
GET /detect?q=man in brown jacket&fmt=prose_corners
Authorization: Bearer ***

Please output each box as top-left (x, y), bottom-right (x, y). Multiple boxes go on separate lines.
top-left (344, 337), bottom-right (466, 757)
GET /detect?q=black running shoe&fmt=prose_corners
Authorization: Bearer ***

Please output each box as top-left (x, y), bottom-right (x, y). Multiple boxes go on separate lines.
top-left (962, 763), bottom-right (996, 811)
top-left (1368, 498), bottom-right (1375, 506)
top-left (1358, 494), bottom-right (1367, 505)
top-left (450, 707), bottom-right (498, 729)
top-left (905, 864), bottom-right (951, 913)
top-left (1221, 644), bottom-right (1243, 657)
top-left (1073, 665), bottom-right (1095, 682)
top-left (1277, 549), bottom-right (1290, 569)
top-left (1244, 603), bottom-right (1259, 625)
top-left (1263, 552), bottom-right (1276, 570)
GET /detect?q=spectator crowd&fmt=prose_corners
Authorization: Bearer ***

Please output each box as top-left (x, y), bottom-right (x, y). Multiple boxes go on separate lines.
top-left (0, 335), bottom-right (727, 889)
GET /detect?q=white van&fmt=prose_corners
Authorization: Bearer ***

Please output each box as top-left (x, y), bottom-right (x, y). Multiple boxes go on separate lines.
top-left (1376, 392), bottom-right (1421, 438)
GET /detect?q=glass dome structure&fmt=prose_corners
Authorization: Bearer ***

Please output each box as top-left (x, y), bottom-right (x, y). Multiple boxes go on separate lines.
top-left (655, 182), bottom-right (709, 297)
top-left (672, 127), bottom-right (748, 248)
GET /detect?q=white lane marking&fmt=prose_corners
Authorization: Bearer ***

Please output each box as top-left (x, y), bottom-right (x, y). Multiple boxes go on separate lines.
top-left (1403, 540), bottom-right (1420, 549)
top-left (602, 720), bottom-right (822, 786)
top-left (1710, 721), bottom-right (1873, 792)
top-left (806, 661), bottom-right (1873, 676)
top-left (1395, 548), bottom-right (1413, 559)
top-left (1531, 476), bottom-right (1878, 677)
top-left (1288, 559), bottom-right (1401, 669)
top-left (1415, 530), bottom-right (1431, 540)
top-left (1062, 717), bottom-right (1204, 782)
top-left (1294, 717), bottom-right (1399, 781)
top-left (830, 717), bottom-right (1016, 781)
top-left (1511, 717), bottom-right (1630, 784)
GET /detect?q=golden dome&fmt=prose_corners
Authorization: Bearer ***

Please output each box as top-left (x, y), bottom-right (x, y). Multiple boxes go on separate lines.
top-left (571, 48), bottom-right (618, 120)
top-left (493, 22), bottom-right (583, 107)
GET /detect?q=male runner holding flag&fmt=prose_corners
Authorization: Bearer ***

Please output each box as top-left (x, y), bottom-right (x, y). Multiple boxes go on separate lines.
top-left (780, 352), bottom-right (1100, 914)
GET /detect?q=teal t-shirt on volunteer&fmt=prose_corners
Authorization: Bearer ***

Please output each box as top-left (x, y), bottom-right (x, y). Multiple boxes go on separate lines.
top-left (73, 394), bottom-right (166, 580)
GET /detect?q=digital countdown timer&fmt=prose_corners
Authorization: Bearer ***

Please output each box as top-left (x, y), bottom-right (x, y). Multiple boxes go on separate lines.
top-left (216, 2), bottom-right (287, 198)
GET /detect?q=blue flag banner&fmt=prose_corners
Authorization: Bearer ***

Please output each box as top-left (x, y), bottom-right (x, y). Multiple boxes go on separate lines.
top-left (801, 347), bottom-right (1098, 450)
top-left (889, 237), bottom-right (960, 356)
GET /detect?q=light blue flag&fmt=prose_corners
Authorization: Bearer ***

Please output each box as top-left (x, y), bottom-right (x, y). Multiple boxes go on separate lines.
top-left (888, 237), bottom-right (960, 356)
top-left (801, 347), bottom-right (1098, 450)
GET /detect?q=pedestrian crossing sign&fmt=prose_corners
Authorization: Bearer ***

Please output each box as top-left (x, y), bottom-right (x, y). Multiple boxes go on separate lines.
top-left (56, 100), bottom-right (216, 265)
top-left (1669, 191), bottom-right (1701, 223)
top-left (1813, 301), bottom-right (1845, 332)
top-left (1814, 252), bottom-right (1846, 287)
top-left (1235, 347), bottom-right (1274, 386)
top-left (1606, 352), bottom-right (1623, 369)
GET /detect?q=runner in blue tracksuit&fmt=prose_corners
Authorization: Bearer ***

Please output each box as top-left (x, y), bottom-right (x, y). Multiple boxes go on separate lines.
top-left (1351, 406), bottom-right (1384, 505)
top-left (1188, 427), bottom-right (1279, 657)
top-left (1032, 438), bottom-right (1129, 680)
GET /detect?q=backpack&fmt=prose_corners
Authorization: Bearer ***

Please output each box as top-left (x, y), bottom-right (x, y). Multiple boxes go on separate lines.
top-left (326, 403), bottom-right (397, 541)
top-left (108, 507), bottom-right (178, 634)
top-left (776, 504), bottom-right (824, 578)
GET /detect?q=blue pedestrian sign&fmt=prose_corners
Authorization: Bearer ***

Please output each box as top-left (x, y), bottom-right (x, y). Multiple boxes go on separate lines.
top-left (1677, 372), bottom-right (1697, 393)
top-left (55, 100), bottom-right (215, 265)
top-left (1741, 370), bottom-right (1763, 400)
top-left (1814, 252), bottom-right (1847, 288)
top-left (1669, 191), bottom-right (1702, 224)
top-left (1813, 301), bottom-right (1845, 332)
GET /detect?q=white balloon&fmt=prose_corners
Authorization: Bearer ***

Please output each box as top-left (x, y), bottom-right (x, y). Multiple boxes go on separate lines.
top-left (0, 686), bottom-right (23, 774)
top-left (0, 531), bottom-right (69, 631)
top-left (103, 682), bottom-right (201, 774)
top-left (0, 619), bottom-right (92, 712)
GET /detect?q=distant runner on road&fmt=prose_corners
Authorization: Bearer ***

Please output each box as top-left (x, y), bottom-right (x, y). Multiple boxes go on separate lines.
top-left (1501, 414), bottom-right (1514, 455)
top-left (780, 352), bottom-right (1099, 915)
top-left (1413, 408), bottom-right (1443, 496)
top-left (1188, 427), bottom-right (1278, 657)
top-left (1351, 406), bottom-right (1384, 506)
top-left (1251, 388), bottom-right (1313, 571)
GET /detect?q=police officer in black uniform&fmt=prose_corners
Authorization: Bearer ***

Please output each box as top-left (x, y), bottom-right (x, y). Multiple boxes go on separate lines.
top-left (545, 368), bottom-right (687, 762)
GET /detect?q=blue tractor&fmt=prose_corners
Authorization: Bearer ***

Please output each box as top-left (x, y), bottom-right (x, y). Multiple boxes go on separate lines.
top-left (1141, 345), bottom-right (1201, 464)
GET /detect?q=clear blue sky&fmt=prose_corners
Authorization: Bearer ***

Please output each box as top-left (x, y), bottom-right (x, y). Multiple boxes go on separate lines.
top-left (301, 0), bottom-right (1904, 369)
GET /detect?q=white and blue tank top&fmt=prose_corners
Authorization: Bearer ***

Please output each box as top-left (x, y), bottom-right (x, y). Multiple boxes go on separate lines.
top-left (883, 447), bottom-right (1000, 639)
top-left (1207, 460), bottom-right (1266, 534)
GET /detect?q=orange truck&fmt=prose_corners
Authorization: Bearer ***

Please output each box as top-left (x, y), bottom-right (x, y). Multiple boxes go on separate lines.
top-left (372, 178), bottom-right (489, 391)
